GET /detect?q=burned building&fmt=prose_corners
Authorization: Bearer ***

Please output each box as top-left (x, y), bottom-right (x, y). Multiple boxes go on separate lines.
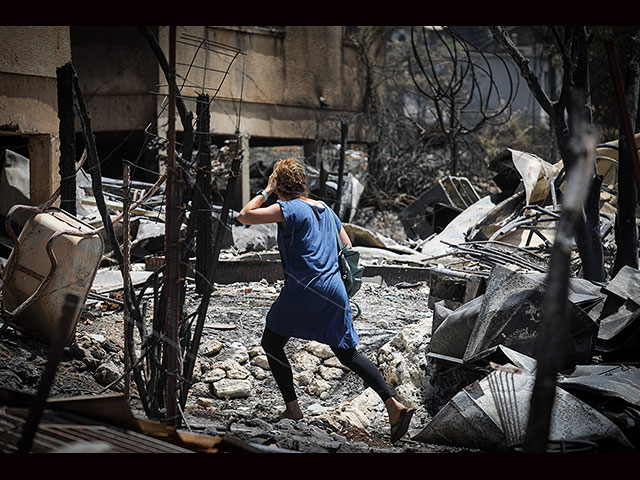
top-left (1, 26), bottom-right (384, 215)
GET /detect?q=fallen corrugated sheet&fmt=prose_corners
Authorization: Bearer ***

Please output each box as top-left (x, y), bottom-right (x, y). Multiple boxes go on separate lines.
top-left (413, 366), bottom-right (634, 452)
top-left (0, 407), bottom-right (194, 453)
top-left (559, 365), bottom-right (640, 407)
top-left (0, 389), bottom-right (272, 453)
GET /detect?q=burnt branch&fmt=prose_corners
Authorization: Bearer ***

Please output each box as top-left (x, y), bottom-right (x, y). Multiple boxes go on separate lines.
top-left (410, 26), bottom-right (517, 174)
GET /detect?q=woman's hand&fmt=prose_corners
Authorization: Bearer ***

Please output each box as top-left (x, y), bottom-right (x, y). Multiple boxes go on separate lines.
top-left (237, 171), bottom-right (284, 226)
top-left (265, 172), bottom-right (277, 196)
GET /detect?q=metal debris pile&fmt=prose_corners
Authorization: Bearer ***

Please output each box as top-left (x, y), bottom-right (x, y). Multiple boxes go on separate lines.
top-left (2, 137), bottom-right (640, 453)
top-left (398, 146), bottom-right (640, 453)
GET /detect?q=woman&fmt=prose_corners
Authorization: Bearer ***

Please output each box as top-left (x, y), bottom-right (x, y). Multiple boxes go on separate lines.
top-left (237, 157), bottom-right (414, 444)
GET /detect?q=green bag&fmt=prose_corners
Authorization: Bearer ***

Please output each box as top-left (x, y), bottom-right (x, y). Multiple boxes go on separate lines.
top-left (328, 208), bottom-right (364, 299)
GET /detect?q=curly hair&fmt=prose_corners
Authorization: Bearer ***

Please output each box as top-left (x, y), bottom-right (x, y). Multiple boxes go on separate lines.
top-left (272, 157), bottom-right (309, 199)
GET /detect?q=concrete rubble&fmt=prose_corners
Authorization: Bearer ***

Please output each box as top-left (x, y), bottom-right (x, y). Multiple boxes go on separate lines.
top-left (2, 141), bottom-right (640, 453)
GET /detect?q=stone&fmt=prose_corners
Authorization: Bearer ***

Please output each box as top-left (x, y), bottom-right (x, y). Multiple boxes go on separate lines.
top-left (337, 408), bottom-right (370, 430)
top-left (248, 345), bottom-right (264, 358)
top-left (214, 358), bottom-right (241, 371)
top-left (197, 397), bottom-right (213, 408)
top-left (93, 361), bottom-right (120, 387)
top-left (201, 339), bottom-right (223, 357)
top-left (203, 368), bottom-right (225, 383)
top-left (250, 366), bottom-right (268, 380)
top-left (227, 364), bottom-right (251, 380)
top-left (190, 381), bottom-right (210, 397)
top-left (230, 349), bottom-right (249, 364)
top-left (212, 378), bottom-right (252, 399)
top-left (335, 387), bottom-right (381, 430)
top-left (291, 351), bottom-right (321, 372)
top-left (378, 315), bottom-right (433, 408)
top-left (251, 354), bottom-right (270, 370)
top-left (319, 365), bottom-right (345, 381)
top-left (305, 341), bottom-right (334, 359)
top-left (294, 371), bottom-right (314, 386)
top-left (307, 377), bottom-right (330, 397)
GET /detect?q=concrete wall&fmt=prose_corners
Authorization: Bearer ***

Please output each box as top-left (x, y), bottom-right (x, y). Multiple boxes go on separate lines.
top-left (70, 26), bottom-right (158, 133)
top-left (156, 26), bottom-right (380, 143)
top-left (0, 26), bottom-right (71, 204)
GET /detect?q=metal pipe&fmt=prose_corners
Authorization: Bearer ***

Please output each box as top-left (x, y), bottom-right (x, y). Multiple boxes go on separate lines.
top-left (122, 162), bottom-right (132, 400)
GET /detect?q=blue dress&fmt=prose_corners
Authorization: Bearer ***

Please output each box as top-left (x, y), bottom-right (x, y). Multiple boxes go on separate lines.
top-left (266, 198), bottom-right (359, 349)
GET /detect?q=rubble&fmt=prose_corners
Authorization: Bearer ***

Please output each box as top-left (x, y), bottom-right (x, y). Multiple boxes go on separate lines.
top-left (400, 176), bottom-right (481, 240)
top-left (2, 136), bottom-right (640, 453)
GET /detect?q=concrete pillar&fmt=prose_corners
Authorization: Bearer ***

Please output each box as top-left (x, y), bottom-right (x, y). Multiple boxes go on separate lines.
top-left (233, 133), bottom-right (250, 211)
top-left (28, 134), bottom-right (60, 206)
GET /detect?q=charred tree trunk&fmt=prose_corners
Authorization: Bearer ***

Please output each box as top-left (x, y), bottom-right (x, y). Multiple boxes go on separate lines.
top-left (524, 91), bottom-right (597, 452)
top-left (572, 27), bottom-right (606, 282)
top-left (576, 173), bottom-right (605, 280)
top-left (609, 34), bottom-right (640, 275)
top-left (195, 94), bottom-right (213, 294)
top-left (490, 26), bottom-right (605, 282)
top-left (56, 63), bottom-right (76, 217)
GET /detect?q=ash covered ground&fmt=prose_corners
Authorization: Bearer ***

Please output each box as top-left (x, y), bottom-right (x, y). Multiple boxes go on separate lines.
top-left (0, 280), bottom-right (468, 453)
top-left (0, 210), bottom-right (477, 453)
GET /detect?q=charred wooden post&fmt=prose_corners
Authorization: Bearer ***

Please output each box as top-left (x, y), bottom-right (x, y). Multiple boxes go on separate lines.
top-left (122, 162), bottom-right (132, 399)
top-left (56, 62), bottom-right (76, 217)
top-left (572, 28), bottom-right (605, 283)
top-left (523, 91), bottom-right (597, 452)
top-left (335, 119), bottom-right (348, 218)
top-left (164, 25), bottom-right (183, 427)
top-left (141, 26), bottom-right (197, 421)
top-left (607, 37), bottom-right (640, 274)
top-left (195, 94), bottom-right (213, 294)
top-left (72, 67), bottom-right (151, 416)
top-left (180, 133), bottom-right (244, 409)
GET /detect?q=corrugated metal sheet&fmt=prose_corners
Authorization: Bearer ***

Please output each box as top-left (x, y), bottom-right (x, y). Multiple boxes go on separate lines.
top-left (0, 407), bottom-right (193, 453)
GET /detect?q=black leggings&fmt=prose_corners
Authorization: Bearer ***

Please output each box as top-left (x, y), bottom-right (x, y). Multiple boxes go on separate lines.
top-left (261, 326), bottom-right (394, 404)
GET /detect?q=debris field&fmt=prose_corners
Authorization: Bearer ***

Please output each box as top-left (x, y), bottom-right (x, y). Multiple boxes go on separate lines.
top-left (1, 142), bottom-right (640, 454)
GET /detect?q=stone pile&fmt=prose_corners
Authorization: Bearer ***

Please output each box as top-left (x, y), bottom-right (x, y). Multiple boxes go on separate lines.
top-left (1, 278), bottom-right (459, 452)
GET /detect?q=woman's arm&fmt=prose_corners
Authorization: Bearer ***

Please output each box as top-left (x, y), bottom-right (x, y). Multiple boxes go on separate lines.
top-left (339, 226), bottom-right (352, 248)
top-left (237, 173), bottom-right (285, 225)
top-left (237, 199), bottom-right (284, 225)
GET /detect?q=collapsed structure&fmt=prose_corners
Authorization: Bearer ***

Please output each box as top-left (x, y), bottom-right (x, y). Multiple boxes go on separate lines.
top-left (411, 147), bottom-right (640, 452)
top-left (2, 137), bottom-right (639, 453)
top-left (1, 26), bottom-right (639, 453)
